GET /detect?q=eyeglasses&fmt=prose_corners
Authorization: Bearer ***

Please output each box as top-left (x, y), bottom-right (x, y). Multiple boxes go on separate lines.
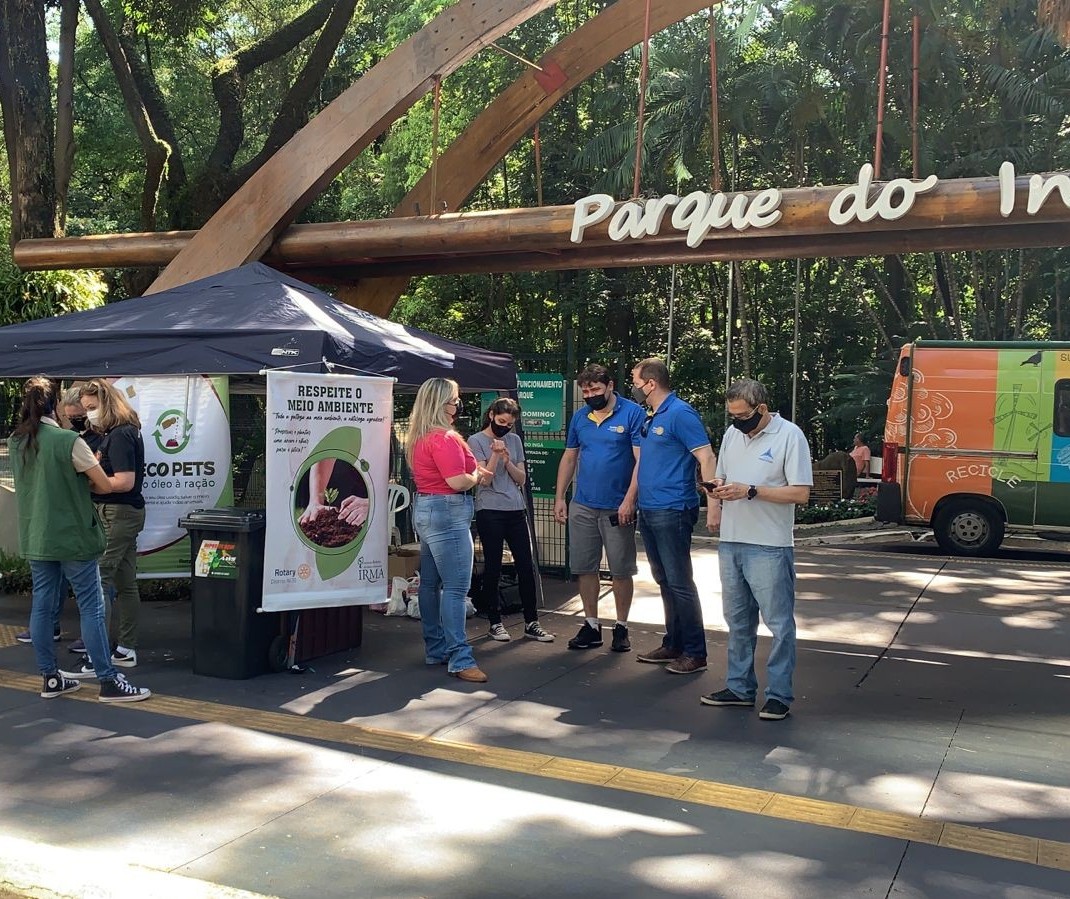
top-left (729, 406), bottom-right (758, 422)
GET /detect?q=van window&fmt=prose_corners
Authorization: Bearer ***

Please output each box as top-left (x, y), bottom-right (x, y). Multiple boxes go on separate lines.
top-left (1055, 380), bottom-right (1070, 437)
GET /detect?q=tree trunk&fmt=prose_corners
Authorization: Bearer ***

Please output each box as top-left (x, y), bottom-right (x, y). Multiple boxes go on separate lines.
top-left (205, 0), bottom-right (335, 176)
top-left (119, 25), bottom-right (186, 201)
top-left (734, 262), bottom-right (752, 378)
top-left (0, 0), bottom-right (57, 242)
top-left (54, 0), bottom-right (78, 234)
top-left (236, 0), bottom-right (361, 182)
top-left (82, 0), bottom-right (169, 231)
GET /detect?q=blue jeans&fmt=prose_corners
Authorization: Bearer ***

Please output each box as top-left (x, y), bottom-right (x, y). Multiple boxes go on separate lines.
top-left (718, 542), bottom-right (797, 706)
top-left (30, 559), bottom-right (118, 680)
top-left (638, 507), bottom-right (706, 659)
top-left (414, 493), bottom-right (477, 674)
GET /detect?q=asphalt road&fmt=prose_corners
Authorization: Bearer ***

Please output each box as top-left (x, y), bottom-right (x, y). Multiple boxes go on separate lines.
top-left (1, 537), bottom-right (1069, 898)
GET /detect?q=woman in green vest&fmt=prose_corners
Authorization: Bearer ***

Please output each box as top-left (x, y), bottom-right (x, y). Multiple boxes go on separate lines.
top-left (10, 377), bottom-right (151, 703)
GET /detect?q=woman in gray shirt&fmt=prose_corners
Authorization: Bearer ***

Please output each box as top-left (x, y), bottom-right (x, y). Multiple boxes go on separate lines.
top-left (468, 398), bottom-right (553, 643)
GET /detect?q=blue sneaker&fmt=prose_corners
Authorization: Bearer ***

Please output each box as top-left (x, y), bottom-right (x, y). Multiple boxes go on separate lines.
top-left (17, 628), bottom-right (61, 644)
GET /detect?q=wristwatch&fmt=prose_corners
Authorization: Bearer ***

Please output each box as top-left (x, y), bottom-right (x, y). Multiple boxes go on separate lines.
top-left (747, 484), bottom-right (757, 500)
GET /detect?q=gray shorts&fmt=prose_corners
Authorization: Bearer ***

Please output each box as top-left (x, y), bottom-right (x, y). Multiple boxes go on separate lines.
top-left (568, 501), bottom-right (638, 577)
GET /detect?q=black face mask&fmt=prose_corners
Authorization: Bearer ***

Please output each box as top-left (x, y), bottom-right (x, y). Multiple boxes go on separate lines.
top-left (490, 422), bottom-right (512, 438)
top-left (584, 393), bottom-right (610, 411)
top-left (731, 409), bottom-right (763, 434)
top-left (69, 416), bottom-right (87, 431)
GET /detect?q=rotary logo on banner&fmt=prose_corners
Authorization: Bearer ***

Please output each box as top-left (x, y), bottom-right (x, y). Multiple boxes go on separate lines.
top-left (263, 371), bottom-right (392, 611)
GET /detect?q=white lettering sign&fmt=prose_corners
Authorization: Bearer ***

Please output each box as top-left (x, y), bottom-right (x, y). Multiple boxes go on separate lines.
top-left (569, 162), bottom-right (1070, 244)
top-left (828, 164), bottom-right (939, 225)
top-left (571, 188), bottom-right (783, 246)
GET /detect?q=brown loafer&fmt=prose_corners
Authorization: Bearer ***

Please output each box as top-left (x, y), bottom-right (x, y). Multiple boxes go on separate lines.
top-left (451, 667), bottom-right (488, 683)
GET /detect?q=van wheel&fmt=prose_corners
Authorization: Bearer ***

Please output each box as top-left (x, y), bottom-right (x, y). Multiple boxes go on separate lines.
top-left (933, 501), bottom-right (1004, 557)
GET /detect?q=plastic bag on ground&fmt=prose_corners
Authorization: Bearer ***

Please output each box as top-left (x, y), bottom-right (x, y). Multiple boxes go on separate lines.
top-left (385, 577), bottom-right (409, 616)
top-left (406, 596), bottom-right (422, 619)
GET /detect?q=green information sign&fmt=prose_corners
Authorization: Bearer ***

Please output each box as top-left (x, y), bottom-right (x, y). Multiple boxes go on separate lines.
top-left (524, 439), bottom-right (566, 498)
top-left (481, 373), bottom-right (565, 433)
top-left (517, 372), bottom-right (564, 432)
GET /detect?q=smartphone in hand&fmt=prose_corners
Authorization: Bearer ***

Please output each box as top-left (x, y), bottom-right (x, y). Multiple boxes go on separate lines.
top-left (700, 481), bottom-right (719, 491)
top-left (609, 512), bottom-right (620, 527)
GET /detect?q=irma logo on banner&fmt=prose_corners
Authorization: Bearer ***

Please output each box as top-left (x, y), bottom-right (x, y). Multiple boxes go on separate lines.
top-left (154, 409), bottom-right (193, 455)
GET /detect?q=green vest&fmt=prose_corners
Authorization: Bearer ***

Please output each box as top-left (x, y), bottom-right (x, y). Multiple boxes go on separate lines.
top-left (10, 424), bottom-right (107, 561)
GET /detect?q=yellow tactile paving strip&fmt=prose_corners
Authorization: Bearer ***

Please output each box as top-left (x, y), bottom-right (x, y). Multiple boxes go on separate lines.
top-left (0, 625), bottom-right (22, 650)
top-left (1, 667), bottom-right (1068, 873)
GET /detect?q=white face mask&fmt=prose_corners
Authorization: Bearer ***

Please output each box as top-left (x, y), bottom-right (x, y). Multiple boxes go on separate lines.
top-left (86, 408), bottom-right (102, 426)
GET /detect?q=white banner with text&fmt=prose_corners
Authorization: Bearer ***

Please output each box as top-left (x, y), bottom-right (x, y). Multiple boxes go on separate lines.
top-left (263, 371), bottom-right (392, 611)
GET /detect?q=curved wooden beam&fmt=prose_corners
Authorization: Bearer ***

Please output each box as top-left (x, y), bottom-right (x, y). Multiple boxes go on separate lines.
top-left (337, 0), bottom-right (717, 316)
top-left (145, 0), bottom-right (560, 294)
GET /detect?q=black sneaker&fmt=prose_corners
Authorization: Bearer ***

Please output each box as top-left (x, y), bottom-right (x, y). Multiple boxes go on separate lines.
top-left (41, 672), bottom-right (81, 699)
top-left (700, 688), bottom-right (755, 708)
top-left (567, 622), bottom-right (603, 650)
top-left (610, 624), bottom-right (631, 653)
top-left (63, 663), bottom-right (98, 679)
top-left (110, 647), bottom-right (137, 668)
top-left (759, 699), bottom-right (790, 720)
top-left (68, 639), bottom-right (87, 655)
top-left (98, 674), bottom-right (151, 703)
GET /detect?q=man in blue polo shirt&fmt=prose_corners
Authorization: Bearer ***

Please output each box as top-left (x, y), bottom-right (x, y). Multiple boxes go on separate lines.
top-left (554, 364), bottom-right (646, 652)
top-left (631, 357), bottom-right (719, 675)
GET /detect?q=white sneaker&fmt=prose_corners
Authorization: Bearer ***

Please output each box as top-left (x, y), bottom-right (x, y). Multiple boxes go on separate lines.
top-left (488, 623), bottom-right (511, 642)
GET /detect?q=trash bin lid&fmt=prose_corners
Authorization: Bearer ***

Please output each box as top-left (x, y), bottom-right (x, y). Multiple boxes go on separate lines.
top-left (178, 507), bottom-right (266, 532)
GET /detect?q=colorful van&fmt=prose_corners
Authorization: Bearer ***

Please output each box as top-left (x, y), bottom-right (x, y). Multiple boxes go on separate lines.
top-left (877, 340), bottom-right (1070, 555)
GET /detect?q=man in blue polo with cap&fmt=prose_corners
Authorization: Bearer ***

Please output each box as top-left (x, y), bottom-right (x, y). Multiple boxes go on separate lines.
top-left (631, 357), bottom-right (719, 675)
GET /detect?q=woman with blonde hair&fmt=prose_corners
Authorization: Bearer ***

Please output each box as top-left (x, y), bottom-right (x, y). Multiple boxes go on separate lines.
top-left (75, 379), bottom-right (146, 671)
top-left (407, 378), bottom-right (493, 682)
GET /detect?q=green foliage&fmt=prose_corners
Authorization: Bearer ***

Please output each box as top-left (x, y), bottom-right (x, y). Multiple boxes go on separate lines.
top-left (0, 550), bottom-right (31, 595)
top-left (794, 488), bottom-right (878, 524)
top-left (0, 219), bottom-right (107, 328)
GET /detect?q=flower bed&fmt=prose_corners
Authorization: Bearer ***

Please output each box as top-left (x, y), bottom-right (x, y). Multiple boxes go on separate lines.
top-left (795, 487), bottom-right (877, 525)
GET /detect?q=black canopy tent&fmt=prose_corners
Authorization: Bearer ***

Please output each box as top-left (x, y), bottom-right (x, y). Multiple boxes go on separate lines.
top-left (0, 262), bottom-right (516, 390)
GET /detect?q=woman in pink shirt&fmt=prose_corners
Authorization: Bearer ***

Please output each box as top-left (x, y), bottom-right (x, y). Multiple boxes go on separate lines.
top-left (849, 433), bottom-right (871, 477)
top-left (407, 378), bottom-right (493, 683)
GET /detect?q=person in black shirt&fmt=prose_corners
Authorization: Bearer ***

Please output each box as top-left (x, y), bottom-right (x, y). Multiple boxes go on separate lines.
top-left (78, 379), bottom-right (146, 669)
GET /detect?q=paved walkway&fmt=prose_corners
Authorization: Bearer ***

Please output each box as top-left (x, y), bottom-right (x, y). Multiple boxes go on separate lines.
top-left (1, 540), bottom-right (1069, 898)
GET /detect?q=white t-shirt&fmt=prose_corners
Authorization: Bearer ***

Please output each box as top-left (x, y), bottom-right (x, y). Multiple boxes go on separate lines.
top-left (42, 417), bottom-right (99, 473)
top-left (715, 413), bottom-right (813, 547)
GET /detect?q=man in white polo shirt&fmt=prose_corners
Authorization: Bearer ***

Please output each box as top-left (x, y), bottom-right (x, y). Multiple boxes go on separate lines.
top-left (701, 378), bottom-right (812, 721)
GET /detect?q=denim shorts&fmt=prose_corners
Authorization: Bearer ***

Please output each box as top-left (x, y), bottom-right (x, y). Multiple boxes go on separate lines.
top-left (568, 501), bottom-right (638, 577)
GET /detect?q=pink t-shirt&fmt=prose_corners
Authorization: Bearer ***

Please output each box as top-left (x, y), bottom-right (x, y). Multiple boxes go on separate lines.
top-left (412, 430), bottom-right (477, 494)
top-left (850, 444), bottom-right (871, 475)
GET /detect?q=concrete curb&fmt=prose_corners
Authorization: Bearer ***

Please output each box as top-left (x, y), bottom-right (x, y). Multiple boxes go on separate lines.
top-left (0, 835), bottom-right (280, 899)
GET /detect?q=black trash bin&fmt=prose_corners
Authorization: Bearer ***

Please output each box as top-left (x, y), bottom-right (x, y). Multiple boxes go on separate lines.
top-left (178, 507), bottom-right (280, 679)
